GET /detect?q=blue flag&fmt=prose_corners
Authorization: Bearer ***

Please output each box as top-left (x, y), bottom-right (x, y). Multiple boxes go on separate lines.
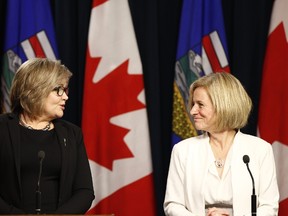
top-left (1, 0), bottom-right (58, 112)
top-left (172, 0), bottom-right (230, 145)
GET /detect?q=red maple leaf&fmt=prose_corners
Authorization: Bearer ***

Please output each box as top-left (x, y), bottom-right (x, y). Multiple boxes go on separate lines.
top-left (258, 22), bottom-right (288, 145)
top-left (82, 49), bottom-right (146, 170)
top-left (93, 0), bottom-right (108, 8)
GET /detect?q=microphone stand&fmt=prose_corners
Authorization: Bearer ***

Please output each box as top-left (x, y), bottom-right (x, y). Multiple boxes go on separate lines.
top-left (251, 192), bottom-right (257, 216)
top-left (35, 187), bottom-right (41, 214)
top-left (243, 155), bottom-right (257, 216)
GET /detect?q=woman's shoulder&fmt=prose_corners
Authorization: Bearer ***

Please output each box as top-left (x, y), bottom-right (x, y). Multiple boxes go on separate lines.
top-left (53, 118), bottom-right (81, 131)
top-left (0, 112), bottom-right (17, 122)
top-left (236, 131), bottom-right (271, 145)
top-left (235, 131), bottom-right (272, 153)
top-left (0, 113), bottom-right (9, 120)
top-left (173, 133), bottom-right (208, 150)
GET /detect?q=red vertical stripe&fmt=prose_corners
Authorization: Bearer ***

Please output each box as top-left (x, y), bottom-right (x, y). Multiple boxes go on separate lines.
top-left (29, 35), bottom-right (46, 58)
top-left (202, 34), bottom-right (230, 72)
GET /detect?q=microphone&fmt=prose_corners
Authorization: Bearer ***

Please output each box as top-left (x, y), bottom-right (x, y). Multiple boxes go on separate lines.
top-left (243, 155), bottom-right (257, 216)
top-left (36, 150), bottom-right (45, 214)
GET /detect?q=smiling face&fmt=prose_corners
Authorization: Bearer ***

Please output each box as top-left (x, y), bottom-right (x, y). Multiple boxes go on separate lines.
top-left (190, 87), bottom-right (216, 132)
top-left (42, 81), bottom-right (69, 121)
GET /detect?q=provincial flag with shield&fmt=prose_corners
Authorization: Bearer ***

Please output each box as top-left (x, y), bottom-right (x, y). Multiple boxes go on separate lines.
top-left (1, 0), bottom-right (58, 112)
top-left (172, 0), bottom-right (230, 145)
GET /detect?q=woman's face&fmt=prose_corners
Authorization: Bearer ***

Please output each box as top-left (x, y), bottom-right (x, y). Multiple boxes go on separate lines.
top-left (42, 82), bottom-right (69, 121)
top-left (190, 87), bottom-right (216, 132)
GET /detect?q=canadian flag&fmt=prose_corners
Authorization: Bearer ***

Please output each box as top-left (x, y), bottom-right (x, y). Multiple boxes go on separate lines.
top-left (82, 0), bottom-right (156, 215)
top-left (258, 0), bottom-right (288, 214)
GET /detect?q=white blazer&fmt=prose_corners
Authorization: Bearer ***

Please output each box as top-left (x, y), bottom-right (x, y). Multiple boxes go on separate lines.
top-left (164, 131), bottom-right (279, 216)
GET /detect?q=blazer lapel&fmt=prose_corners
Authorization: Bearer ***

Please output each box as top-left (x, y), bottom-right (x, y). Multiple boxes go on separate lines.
top-left (53, 120), bottom-right (68, 202)
top-left (231, 132), bottom-right (251, 215)
top-left (7, 114), bottom-right (22, 195)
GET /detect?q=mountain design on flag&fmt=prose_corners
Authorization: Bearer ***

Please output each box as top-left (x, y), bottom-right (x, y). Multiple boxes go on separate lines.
top-left (172, 0), bottom-right (230, 145)
top-left (85, 52), bottom-right (145, 170)
top-left (1, 30), bottom-right (57, 112)
top-left (1, 50), bottom-right (22, 111)
top-left (173, 30), bottom-right (230, 142)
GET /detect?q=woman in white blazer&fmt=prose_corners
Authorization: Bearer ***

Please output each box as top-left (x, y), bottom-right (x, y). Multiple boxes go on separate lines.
top-left (164, 72), bottom-right (279, 216)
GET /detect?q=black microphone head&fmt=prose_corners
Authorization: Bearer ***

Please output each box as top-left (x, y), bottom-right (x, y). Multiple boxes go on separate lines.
top-left (243, 155), bottom-right (250, 164)
top-left (38, 150), bottom-right (45, 160)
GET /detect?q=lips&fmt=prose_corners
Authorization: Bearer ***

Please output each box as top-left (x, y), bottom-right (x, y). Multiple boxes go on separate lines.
top-left (193, 117), bottom-right (202, 121)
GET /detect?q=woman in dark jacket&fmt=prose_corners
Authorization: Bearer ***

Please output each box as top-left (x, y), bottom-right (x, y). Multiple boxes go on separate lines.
top-left (0, 58), bottom-right (94, 214)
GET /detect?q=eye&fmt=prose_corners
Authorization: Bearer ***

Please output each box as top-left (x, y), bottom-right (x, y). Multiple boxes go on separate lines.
top-left (53, 86), bottom-right (67, 96)
top-left (198, 103), bottom-right (204, 108)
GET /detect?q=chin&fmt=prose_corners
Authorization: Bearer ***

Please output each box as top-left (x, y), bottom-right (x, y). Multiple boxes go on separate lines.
top-left (194, 124), bottom-right (203, 130)
top-left (55, 112), bottom-right (64, 118)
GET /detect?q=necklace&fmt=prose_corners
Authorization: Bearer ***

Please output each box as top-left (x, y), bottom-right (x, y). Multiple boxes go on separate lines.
top-left (214, 159), bottom-right (225, 168)
top-left (19, 118), bottom-right (51, 131)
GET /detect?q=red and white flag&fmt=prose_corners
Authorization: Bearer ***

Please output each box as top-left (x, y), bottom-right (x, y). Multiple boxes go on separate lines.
top-left (82, 0), bottom-right (156, 215)
top-left (258, 0), bottom-right (288, 214)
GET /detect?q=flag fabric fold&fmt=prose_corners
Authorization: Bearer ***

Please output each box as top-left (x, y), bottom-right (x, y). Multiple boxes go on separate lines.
top-left (1, 0), bottom-right (58, 112)
top-left (82, 0), bottom-right (156, 215)
top-left (172, 0), bottom-right (230, 145)
top-left (258, 0), bottom-right (288, 214)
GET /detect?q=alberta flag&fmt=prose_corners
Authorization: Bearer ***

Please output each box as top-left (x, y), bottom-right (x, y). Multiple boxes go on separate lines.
top-left (82, 0), bottom-right (156, 215)
top-left (1, 0), bottom-right (58, 112)
top-left (258, 0), bottom-right (288, 214)
top-left (172, 0), bottom-right (230, 145)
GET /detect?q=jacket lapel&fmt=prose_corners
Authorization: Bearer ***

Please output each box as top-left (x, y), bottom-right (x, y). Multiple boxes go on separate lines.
top-left (53, 120), bottom-right (68, 202)
top-left (7, 114), bottom-right (22, 194)
top-left (231, 132), bottom-right (251, 215)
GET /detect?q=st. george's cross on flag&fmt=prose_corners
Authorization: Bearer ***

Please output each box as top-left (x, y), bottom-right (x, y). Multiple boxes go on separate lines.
top-left (82, 0), bottom-right (156, 215)
top-left (258, 0), bottom-right (288, 214)
top-left (1, 0), bottom-right (58, 112)
top-left (172, 0), bottom-right (230, 146)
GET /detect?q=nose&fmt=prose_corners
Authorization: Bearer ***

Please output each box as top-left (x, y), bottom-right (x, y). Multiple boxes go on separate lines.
top-left (63, 92), bottom-right (69, 100)
top-left (190, 104), bottom-right (197, 115)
